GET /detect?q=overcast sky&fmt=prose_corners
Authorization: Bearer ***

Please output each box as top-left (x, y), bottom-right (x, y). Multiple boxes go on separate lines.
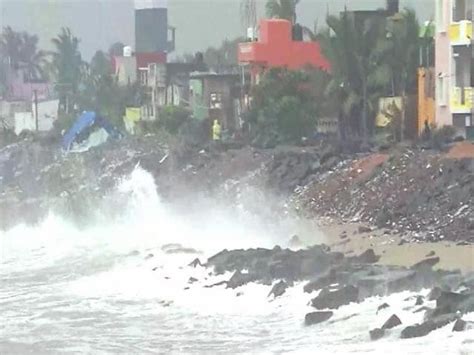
top-left (0, 0), bottom-right (434, 59)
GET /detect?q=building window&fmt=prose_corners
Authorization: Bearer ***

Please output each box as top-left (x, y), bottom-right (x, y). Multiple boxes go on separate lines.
top-left (436, 0), bottom-right (446, 31)
top-left (210, 92), bottom-right (223, 109)
top-left (437, 75), bottom-right (447, 106)
top-left (139, 70), bottom-right (148, 86)
top-left (453, 0), bottom-right (471, 22)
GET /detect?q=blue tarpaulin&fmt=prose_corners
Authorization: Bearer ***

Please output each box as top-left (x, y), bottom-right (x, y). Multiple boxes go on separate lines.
top-left (62, 111), bottom-right (122, 151)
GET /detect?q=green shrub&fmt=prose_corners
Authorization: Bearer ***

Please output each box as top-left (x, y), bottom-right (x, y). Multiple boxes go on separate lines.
top-left (431, 125), bottom-right (457, 149)
top-left (160, 105), bottom-right (191, 135)
top-left (246, 68), bottom-right (323, 146)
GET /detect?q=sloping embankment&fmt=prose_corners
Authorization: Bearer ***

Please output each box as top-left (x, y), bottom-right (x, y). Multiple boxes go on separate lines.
top-left (293, 143), bottom-right (474, 243)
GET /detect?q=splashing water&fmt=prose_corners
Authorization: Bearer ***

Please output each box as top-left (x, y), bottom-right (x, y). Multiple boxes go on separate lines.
top-left (1, 168), bottom-right (472, 354)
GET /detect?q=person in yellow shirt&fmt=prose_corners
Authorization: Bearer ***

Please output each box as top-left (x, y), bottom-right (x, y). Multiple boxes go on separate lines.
top-left (212, 119), bottom-right (222, 141)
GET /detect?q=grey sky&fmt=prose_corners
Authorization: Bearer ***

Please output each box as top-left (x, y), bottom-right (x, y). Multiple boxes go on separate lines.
top-left (0, 0), bottom-right (434, 60)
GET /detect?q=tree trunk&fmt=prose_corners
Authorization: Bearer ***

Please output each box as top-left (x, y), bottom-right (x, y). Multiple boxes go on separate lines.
top-left (362, 81), bottom-right (368, 144)
top-left (401, 92), bottom-right (406, 142)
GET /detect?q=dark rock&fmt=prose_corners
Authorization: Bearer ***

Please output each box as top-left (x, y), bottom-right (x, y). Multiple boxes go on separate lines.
top-left (188, 277), bottom-right (198, 284)
top-left (351, 249), bottom-right (380, 264)
top-left (184, 287), bottom-right (190, 290)
top-left (304, 269), bottom-right (339, 293)
top-left (369, 328), bottom-right (385, 341)
top-left (268, 280), bottom-right (289, 298)
top-left (411, 257), bottom-right (440, 270)
top-left (204, 280), bottom-right (227, 288)
top-left (382, 314), bottom-right (402, 330)
top-left (145, 253), bottom-right (154, 260)
top-left (426, 251), bottom-right (435, 257)
top-left (400, 314), bottom-right (459, 338)
top-left (152, 267), bottom-right (158, 271)
top-left (304, 311), bottom-right (334, 326)
top-left (340, 233), bottom-right (348, 240)
top-left (428, 286), bottom-right (442, 300)
top-left (398, 239), bottom-right (407, 246)
top-left (377, 303), bottom-right (390, 313)
top-left (189, 258), bottom-right (203, 268)
top-left (415, 296), bottom-right (424, 306)
top-left (452, 319), bottom-right (467, 332)
top-left (322, 156), bottom-right (340, 170)
top-left (432, 291), bottom-right (472, 317)
top-left (414, 306), bottom-right (432, 314)
top-left (226, 270), bottom-right (255, 289)
top-left (312, 285), bottom-right (359, 309)
top-left (358, 226), bottom-right (372, 234)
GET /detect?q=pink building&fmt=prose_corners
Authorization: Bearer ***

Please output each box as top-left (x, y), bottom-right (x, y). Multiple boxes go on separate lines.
top-left (5, 69), bottom-right (52, 102)
top-left (435, 0), bottom-right (473, 135)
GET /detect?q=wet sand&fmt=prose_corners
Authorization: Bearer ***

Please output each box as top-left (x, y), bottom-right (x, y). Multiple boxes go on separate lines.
top-left (319, 222), bottom-right (474, 274)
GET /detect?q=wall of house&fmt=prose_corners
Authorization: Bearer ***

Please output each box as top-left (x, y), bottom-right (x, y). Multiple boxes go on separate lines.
top-left (418, 67), bottom-right (436, 135)
top-left (203, 78), bottom-right (235, 131)
top-left (190, 79), bottom-right (206, 121)
top-left (435, 0), bottom-right (453, 127)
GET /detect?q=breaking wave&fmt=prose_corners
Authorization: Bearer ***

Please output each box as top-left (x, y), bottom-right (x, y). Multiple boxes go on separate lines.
top-left (1, 167), bottom-right (472, 354)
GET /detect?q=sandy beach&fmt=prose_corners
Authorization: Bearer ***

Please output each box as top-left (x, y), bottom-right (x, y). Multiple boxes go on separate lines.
top-left (320, 222), bottom-right (474, 273)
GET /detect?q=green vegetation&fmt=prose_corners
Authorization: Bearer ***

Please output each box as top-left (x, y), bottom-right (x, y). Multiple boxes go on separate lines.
top-left (50, 28), bottom-right (83, 113)
top-left (160, 106), bottom-right (192, 135)
top-left (265, 0), bottom-right (299, 23)
top-left (246, 68), bottom-right (330, 146)
top-left (247, 4), bottom-right (428, 146)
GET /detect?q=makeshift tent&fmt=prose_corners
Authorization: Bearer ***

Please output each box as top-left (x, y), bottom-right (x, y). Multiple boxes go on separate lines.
top-left (62, 111), bottom-right (122, 151)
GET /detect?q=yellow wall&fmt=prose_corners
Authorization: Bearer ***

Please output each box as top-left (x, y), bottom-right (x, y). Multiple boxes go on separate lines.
top-left (448, 21), bottom-right (473, 43)
top-left (450, 87), bottom-right (473, 112)
top-left (418, 68), bottom-right (436, 135)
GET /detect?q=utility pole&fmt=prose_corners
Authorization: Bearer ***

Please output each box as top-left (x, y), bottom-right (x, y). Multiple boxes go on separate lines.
top-left (34, 89), bottom-right (39, 131)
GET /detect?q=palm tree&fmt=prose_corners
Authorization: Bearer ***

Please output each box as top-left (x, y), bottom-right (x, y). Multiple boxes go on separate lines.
top-left (381, 9), bottom-right (420, 140)
top-left (0, 27), bottom-right (22, 69)
top-left (319, 12), bottom-right (390, 141)
top-left (0, 27), bottom-right (47, 81)
top-left (265, 0), bottom-right (299, 23)
top-left (50, 27), bottom-right (83, 113)
top-left (18, 32), bottom-right (47, 81)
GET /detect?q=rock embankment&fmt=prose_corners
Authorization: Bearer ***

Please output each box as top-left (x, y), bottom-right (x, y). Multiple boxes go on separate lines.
top-left (293, 144), bottom-right (474, 243)
top-left (200, 245), bottom-right (474, 341)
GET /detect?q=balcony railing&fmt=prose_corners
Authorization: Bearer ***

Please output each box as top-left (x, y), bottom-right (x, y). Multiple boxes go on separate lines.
top-left (449, 20), bottom-right (473, 45)
top-left (451, 87), bottom-right (473, 112)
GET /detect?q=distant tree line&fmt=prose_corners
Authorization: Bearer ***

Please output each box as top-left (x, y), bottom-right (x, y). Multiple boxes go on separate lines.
top-left (0, 26), bottom-right (141, 130)
top-left (245, 0), bottom-right (430, 145)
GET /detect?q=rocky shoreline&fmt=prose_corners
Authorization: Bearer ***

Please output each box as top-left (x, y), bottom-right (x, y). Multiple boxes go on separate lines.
top-left (1, 136), bottom-right (473, 242)
top-left (189, 244), bottom-right (474, 340)
top-left (1, 135), bottom-right (473, 344)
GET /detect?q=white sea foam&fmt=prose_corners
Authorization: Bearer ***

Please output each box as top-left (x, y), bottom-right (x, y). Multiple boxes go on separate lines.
top-left (1, 167), bottom-right (472, 354)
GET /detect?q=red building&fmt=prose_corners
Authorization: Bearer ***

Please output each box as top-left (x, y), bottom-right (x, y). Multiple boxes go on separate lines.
top-left (238, 19), bottom-right (330, 83)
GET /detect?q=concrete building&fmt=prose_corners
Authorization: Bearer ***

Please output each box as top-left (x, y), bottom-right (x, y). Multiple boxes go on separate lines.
top-left (435, 0), bottom-right (473, 137)
top-left (238, 19), bottom-right (330, 85)
top-left (189, 72), bottom-right (243, 132)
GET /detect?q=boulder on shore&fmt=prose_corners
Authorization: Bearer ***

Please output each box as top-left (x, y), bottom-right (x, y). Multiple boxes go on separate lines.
top-left (369, 328), bottom-right (385, 341)
top-left (312, 285), bottom-right (359, 309)
top-left (268, 280), bottom-right (289, 298)
top-left (382, 314), bottom-right (402, 330)
top-left (304, 311), bottom-right (333, 326)
top-left (400, 314), bottom-right (459, 339)
top-left (350, 249), bottom-right (380, 264)
top-left (412, 257), bottom-right (440, 270)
